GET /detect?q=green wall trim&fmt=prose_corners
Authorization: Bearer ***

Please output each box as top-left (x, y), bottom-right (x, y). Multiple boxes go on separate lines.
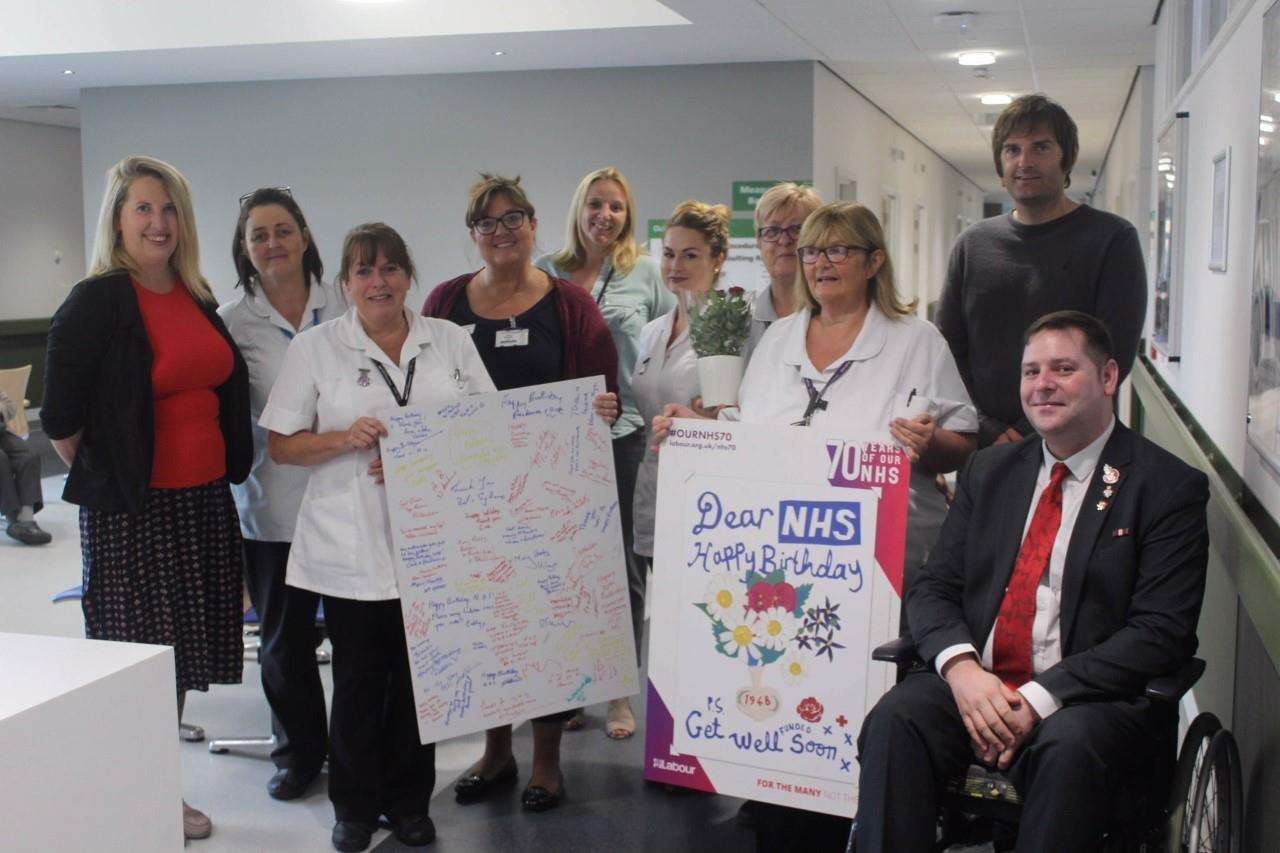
top-left (1132, 356), bottom-right (1280, 670)
top-left (0, 318), bottom-right (51, 337)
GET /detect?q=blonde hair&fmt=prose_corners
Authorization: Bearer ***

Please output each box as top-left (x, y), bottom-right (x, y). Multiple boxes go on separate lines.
top-left (754, 182), bottom-right (822, 228)
top-left (88, 155), bottom-right (213, 303)
top-left (795, 203), bottom-right (914, 318)
top-left (551, 167), bottom-right (642, 277)
top-left (666, 199), bottom-right (731, 260)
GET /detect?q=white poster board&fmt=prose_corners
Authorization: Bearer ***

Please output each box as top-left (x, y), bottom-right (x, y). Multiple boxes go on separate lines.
top-left (381, 377), bottom-right (639, 744)
top-left (644, 421), bottom-right (909, 816)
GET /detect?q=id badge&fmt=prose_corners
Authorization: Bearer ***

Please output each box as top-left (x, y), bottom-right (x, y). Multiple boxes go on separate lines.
top-left (495, 327), bottom-right (530, 348)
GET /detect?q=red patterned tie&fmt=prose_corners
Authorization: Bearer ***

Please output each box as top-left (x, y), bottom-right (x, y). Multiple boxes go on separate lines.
top-left (992, 462), bottom-right (1071, 689)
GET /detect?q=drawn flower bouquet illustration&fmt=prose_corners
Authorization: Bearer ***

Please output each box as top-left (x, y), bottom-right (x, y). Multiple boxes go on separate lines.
top-left (695, 568), bottom-right (845, 721)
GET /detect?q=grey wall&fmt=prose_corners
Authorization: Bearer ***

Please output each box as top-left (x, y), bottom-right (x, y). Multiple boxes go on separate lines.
top-left (80, 62), bottom-right (815, 309)
top-left (0, 119), bottom-right (84, 320)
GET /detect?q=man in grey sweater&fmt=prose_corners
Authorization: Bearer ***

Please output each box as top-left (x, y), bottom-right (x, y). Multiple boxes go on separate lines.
top-left (937, 94), bottom-right (1147, 447)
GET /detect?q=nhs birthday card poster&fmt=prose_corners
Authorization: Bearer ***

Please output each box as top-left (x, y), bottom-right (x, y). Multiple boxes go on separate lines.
top-left (644, 420), bottom-right (909, 816)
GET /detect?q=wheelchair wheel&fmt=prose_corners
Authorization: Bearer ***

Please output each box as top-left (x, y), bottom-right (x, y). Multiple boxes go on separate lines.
top-left (1187, 730), bottom-right (1242, 853)
top-left (1166, 712), bottom-right (1222, 853)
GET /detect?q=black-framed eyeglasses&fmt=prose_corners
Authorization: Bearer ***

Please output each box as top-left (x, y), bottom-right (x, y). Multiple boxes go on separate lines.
top-left (757, 224), bottom-right (803, 243)
top-left (798, 244), bottom-right (870, 264)
top-left (239, 186), bottom-right (292, 206)
top-left (471, 210), bottom-right (529, 235)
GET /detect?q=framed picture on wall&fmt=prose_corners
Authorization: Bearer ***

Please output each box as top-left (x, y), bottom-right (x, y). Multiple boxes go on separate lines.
top-left (1209, 146), bottom-right (1231, 272)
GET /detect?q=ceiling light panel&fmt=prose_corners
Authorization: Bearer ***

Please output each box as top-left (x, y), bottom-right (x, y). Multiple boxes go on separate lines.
top-left (0, 0), bottom-right (686, 57)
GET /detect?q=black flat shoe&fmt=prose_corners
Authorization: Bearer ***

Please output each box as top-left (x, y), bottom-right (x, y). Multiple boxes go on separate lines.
top-left (267, 767), bottom-right (319, 801)
top-left (391, 814), bottom-right (436, 846)
top-left (454, 757), bottom-right (518, 803)
top-left (521, 774), bottom-right (565, 813)
top-left (331, 821), bottom-right (374, 852)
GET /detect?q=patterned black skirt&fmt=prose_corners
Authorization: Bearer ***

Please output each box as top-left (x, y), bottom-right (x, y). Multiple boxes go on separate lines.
top-left (80, 479), bottom-right (244, 693)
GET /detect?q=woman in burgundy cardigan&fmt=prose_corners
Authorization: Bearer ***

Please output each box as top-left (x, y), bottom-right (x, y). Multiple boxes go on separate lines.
top-left (423, 174), bottom-right (618, 813)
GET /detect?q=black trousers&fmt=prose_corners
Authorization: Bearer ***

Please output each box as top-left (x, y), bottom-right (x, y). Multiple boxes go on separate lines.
top-left (613, 429), bottom-right (646, 666)
top-left (855, 671), bottom-right (1170, 853)
top-left (323, 595), bottom-right (436, 823)
top-left (242, 539), bottom-right (328, 774)
top-left (0, 430), bottom-right (42, 517)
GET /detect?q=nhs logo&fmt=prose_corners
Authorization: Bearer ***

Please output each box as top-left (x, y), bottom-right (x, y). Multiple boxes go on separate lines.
top-left (778, 500), bottom-right (861, 546)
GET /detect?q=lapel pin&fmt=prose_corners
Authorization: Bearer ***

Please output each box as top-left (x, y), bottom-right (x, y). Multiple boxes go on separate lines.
top-left (357, 368), bottom-right (372, 387)
top-left (1102, 486), bottom-right (1114, 498)
top-left (1102, 464), bottom-right (1120, 485)
top-left (1096, 500), bottom-right (1108, 511)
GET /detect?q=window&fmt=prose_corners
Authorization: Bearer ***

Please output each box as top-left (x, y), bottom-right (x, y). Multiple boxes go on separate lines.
top-left (1152, 114), bottom-right (1189, 360)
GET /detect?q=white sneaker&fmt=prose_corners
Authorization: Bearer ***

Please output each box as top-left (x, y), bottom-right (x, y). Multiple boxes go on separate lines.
top-left (183, 800), bottom-right (212, 840)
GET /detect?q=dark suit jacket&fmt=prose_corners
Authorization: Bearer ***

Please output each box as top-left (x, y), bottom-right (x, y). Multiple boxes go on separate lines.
top-left (43, 271), bottom-right (252, 514)
top-left (906, 422), bottom-right (1209, 705)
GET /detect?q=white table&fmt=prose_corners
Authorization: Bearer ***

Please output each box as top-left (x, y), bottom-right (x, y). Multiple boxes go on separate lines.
top-left (0, 632), bottom-right (182, 851)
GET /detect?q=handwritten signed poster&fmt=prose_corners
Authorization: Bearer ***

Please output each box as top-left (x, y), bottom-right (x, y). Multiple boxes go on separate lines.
top-left (381, 377), bottom-right (639, 744)
top-left (644, 421), bottom-right (909, 816)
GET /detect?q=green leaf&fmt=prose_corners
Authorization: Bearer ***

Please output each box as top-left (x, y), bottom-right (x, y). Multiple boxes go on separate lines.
top-left (794, 585), bottom-right (812, 616)
top-left (744, 570), bottom-right (764, 588)
top-left (757, 646), bottom-right (785, 665)
top-left (764, 569), bottom-right (786, 585)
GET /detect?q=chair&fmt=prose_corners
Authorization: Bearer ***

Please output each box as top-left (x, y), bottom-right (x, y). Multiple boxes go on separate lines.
top-left (51, 584), bottom-right (206, 742)
top-left (207, 602), bottom-right (330, 757)
top-left (870, 637), bottom-right (1241, 851)
top-left (0, 364), bottom-right (32, 438)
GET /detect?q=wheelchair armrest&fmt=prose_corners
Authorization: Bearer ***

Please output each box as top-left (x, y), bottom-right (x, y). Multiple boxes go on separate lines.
top-left (873, 636), bottom-right (922, 666)
top-left (1144, 657), bottom-right (1204, 703)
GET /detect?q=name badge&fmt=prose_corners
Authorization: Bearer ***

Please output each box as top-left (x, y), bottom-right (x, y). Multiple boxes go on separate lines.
top-left (460, 323), bottom-right (476, 335)
top-left (495, 328), bottom-right (530, 348)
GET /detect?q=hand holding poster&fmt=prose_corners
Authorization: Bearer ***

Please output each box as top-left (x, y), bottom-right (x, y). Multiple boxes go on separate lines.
top-left (380, 377), bottom-right (639, 744)
top-left (645, 420), bottom-right (908, 815)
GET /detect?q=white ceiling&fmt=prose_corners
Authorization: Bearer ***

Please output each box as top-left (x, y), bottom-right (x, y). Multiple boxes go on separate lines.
top-left (0, 0), bottom-right (1157, 194)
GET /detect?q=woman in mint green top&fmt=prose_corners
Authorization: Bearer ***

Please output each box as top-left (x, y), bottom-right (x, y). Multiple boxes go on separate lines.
top-left (536, 166), bottom-right (674, 741)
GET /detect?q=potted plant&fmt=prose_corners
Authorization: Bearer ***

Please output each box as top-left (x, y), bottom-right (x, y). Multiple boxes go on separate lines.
top-left (688, 285), bottom-right (752, 407)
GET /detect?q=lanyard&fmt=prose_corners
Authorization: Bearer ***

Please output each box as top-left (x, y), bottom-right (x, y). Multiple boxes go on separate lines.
top-left (794, 360), bottom-right (853, 427)
top-left (279, 308), bottom-right (321, 341)
top-left (372, 357), bottom-right (417, 407)
top-left (595, 265), bottom-right (616, 306)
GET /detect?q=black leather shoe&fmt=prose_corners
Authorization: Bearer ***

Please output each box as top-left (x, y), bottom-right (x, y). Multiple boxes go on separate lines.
top-left (267, 767), bottom-right (319, 801)
top-left (454, 757), bottom-right (518, 803)
top-left (331, 821), bottom-right (374, 852)
top-left (520, 774), bottom-right (565, 813)
top-left (391, 814), bottom-right (436, 846)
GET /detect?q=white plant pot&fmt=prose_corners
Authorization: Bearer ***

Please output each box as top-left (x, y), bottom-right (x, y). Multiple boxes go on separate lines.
top-left (696, 354), bottom-right (745, 408)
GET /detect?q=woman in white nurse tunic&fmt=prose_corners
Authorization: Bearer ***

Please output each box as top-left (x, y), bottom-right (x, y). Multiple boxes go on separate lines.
top-left (656, 202), bottom-right (978, 577)
top-left (261, 223), bottom-right (495, 852)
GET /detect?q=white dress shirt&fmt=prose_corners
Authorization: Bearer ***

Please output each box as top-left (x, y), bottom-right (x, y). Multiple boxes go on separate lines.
top-left (631, 310), bottom-right (700, 557)
top-left (736, 303), bottom-right (978, 573)
top-left (259, 306), bottom-right (496, 601)
top-left (935, 418), bottom-right (1117, 719)
top-left (218, 281), bottom-right (343, 542)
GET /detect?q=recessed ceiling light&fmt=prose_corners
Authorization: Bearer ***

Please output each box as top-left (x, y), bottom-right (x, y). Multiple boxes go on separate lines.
top-left (493, 50), bottom-right (505, 56)
top-left (980, 93), bottom-right (1012, 106)
top-left (61, 69), bottom-right (74, 76)
top-left (958, 51), bottom-right (996, 67)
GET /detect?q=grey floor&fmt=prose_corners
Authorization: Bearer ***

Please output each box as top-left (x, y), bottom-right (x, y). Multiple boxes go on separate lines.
top-left (1, 463), bottom-right (756, 852)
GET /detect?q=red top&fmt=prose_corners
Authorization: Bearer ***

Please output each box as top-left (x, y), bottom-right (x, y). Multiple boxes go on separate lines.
top-left (423, 272), bottom-right (619, 396)
top-left (132, 280), bottom-right (233, 488)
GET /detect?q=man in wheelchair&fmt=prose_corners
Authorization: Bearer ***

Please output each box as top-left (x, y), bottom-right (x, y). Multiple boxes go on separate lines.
top-left (855, 311), bottom-right (1210, 852)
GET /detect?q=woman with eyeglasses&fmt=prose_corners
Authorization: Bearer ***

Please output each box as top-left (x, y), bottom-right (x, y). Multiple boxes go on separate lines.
top-left (218, 187), bottom-right (342, 802)
top-left (742, 182), bottom-right (824, 364)
top-left (655, 202), bottom-right (977, 581)
top-left (535, 167), bottom-right (674, 739)
top-left (423, 173), bottom-right (620, 813)
top-left (42, 156), bottom-right (253, 841)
